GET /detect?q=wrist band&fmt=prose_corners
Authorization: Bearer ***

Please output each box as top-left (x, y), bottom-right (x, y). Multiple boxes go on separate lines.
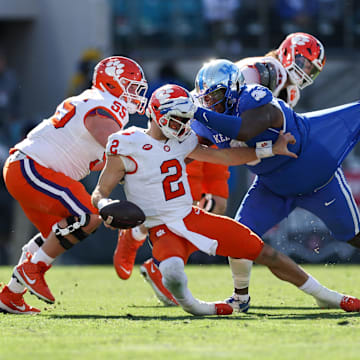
top-left (255, 140), bottom-right (274, 159)
top-left (98, 198), bottom-right (111, 210)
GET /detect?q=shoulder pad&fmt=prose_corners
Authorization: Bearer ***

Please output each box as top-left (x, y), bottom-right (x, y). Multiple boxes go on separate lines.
top-left (236, 84), bottom-right (273, 114)
top-left (253, 62), bottom-right (270, 87)
top-left (106, 127), bottom-right (142, 157)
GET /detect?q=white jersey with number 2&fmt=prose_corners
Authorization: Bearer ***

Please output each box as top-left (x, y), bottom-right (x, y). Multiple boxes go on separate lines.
top-left (106, 126), bottom-right (198, 228)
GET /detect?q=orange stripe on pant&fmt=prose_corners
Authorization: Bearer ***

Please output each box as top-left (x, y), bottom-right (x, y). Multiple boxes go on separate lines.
top-left (3, 156), bottom-right (98, 238)
top-left (149, 206), bottom-right (264, 264)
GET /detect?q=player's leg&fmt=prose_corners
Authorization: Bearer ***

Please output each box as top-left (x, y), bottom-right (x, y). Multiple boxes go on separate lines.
top-left (227, 178), bottom-right (294, 311)
top-left (139, 257), bottom-right (178, 306)
top-left (150, 224), bottom-right (232, 316)
top-left (138, 160), bottom-right (205, 304)
top-left (114, 226), bottom-right (148, 279)
top-left (254, 243), bottom-right (360, 311)
top-left (4, 157), bottom-right (101, 304)
top-left (187, 207), bottom-right (360, 312)
top-left (298, 167), bottom-right (360, 309)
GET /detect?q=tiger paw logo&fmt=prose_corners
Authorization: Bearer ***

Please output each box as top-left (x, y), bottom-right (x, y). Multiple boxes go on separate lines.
top-left (156, 87), bottom-right (174, 104)
top-left (291, 34), bottom-right (310, 46)
top-left (105, 59), bottom-right (125, 78)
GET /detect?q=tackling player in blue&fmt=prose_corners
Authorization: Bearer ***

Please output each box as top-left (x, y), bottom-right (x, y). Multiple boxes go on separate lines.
top-left (159, 58), bottom-right (360, 313)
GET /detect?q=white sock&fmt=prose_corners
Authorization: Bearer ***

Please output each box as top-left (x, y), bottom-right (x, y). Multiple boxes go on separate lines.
top-left (18, 234), bottom-right (44, 265)
top-left (232, 293), bottom-right (250, 302)
top-left (31, 248), bottom-right (55, 265)
top-left (8, 277), bottom-right (25, 294)
top-left (131, 226), bottom-right (147, 241)
top-left (228, 257), bottom-right (252, 290)
top-left (299, 275), bottom-right (343, 308)
top-left (160, 257), bottom-right (216, 315)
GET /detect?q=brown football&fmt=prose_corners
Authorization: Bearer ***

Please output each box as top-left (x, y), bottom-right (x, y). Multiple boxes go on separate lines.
top-left (99, 200), bottom-right (145, 229)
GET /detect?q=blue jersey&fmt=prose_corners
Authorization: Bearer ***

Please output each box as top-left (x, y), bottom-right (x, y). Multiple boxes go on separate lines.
top-left (192, 84), bottom-right (360, 197)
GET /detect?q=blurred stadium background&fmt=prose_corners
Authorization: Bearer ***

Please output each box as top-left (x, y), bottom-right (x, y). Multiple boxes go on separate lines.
top-left (1, 0), bottom-right (360, 266)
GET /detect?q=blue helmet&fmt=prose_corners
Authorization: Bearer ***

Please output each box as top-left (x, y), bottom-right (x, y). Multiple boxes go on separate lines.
top-left (195, 59), bottom-right (244, 113)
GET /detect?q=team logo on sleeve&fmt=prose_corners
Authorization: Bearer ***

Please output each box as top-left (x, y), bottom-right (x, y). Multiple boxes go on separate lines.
top-left (250, 88), bottom-right (267, 101)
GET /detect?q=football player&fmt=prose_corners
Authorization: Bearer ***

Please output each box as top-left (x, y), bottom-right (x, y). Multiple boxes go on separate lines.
top-left (238, 32), bottom-right (325, 108)
top-left (159, 57), bottom-right (360, 313)
top-left (114, 32), bottom-right (326, 308)
top-left (0, 56), bottom-right (148, 314)
top-left (92, 84), bottom-right (360, 316)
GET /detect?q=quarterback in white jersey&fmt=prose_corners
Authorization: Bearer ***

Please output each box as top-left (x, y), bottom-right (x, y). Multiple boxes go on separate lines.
top-left (236, 32), bottom-right (325, 108)
top-left (91, 84), bottom-right (360, 316)
top-left (0, 56), bottom-right (148, 315)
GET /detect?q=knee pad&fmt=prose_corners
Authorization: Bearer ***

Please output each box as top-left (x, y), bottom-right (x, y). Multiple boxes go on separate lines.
top-left (159, 257), bottom-right (186, 293)
top-left (52, 214), bottom-right (91, 250)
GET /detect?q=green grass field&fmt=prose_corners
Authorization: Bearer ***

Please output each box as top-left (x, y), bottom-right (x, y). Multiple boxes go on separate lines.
top-left (0, 264), bottom-right (359, 360)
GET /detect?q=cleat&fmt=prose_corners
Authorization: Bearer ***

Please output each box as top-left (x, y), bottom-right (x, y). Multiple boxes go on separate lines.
top-left (340, 296), bottom-right (360, 312)
top-left (113, 229), bottom-right (145, 280)
top-left (140, 258), bottom-right (179, 306)
top-left (225, 294), bottom-right (251, 313)
top-left (0, 285), bottom-right (40, 315)
top-left (13, 254), bottom-right (55, 304)
top-left (215, 303), bottom-right (233, 315)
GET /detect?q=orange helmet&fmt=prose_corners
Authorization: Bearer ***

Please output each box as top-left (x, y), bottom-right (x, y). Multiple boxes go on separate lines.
top-left (93, 56), bottom-right (148, 114)
top-left (146, 84), bottom-right (193, 141)
top-left (277, 33), bottom-right (325, 89)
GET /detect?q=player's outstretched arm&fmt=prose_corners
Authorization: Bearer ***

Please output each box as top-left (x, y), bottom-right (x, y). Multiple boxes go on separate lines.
top-left (188, 131), bottom-right (297, 166)
top-left (91, 154), bottom-right (126, 208)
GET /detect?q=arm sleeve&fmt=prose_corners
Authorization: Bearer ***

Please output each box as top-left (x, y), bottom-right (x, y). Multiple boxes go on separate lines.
top-left (193, 107), bottom-right (242, 139)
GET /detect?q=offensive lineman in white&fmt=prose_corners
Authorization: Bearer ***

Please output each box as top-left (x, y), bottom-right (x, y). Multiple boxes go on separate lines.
top-left (91, 84), bottom-right (359, 316)
top-left (0, 56), bottom-right (148, 314)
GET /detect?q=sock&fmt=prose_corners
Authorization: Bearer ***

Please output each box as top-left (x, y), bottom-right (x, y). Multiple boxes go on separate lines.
top-left (232, 293), bottom-right (250, 302)
top-left (228, 257), bottom-right (252, 290)
top-left (131, 226), bottom-right (147, 241)
top-left (159, 257), bottom-right (216, 315)
top-left (299, 275), bottom-right (343, 308)
top-left (18, 233), bottom-right (45, 265)
top-left (31, 248), bottom-right (55, 265)
top-left (8, 276), bottom-right (25, 294)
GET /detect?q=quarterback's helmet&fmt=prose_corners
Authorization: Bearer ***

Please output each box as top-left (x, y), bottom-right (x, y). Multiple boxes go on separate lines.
top-left (93, 56), bottom-right (148, 114)
top-left (195, 59), bottom-right (244, 113)
top-left (146, 84), bottom-right (193, 142)
top-left (277, 33), bottom-right (325, 89)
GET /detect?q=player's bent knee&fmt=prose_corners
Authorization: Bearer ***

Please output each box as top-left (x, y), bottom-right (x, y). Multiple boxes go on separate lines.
top-left (53, 214), bottom-right (99, 250)
top-left (159, 257), bottom-right (186, 292)
top-left (253, 243), bottom-right (279, 266)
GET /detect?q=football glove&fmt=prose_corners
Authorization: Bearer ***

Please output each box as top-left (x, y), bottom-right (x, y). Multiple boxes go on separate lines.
top-left (159, 96), bottom-right (198, 119)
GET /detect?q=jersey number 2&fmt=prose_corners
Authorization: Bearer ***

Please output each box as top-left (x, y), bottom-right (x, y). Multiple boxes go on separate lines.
top-left (161, 159), bottom-right (185, 201)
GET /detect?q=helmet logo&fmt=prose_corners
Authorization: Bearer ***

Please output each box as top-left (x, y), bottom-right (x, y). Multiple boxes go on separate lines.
top-left (105, 59), bottom-right (125, 78)
top-left (155, 88), bottom-right (174, 104)
top-left (291, 34), bottom-right (310, 47)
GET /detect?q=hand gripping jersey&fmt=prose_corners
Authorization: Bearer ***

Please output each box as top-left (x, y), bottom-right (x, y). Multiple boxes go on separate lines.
top-left (236, 56), bottom-right (300, 108)
top-left (15, 88), bottom-right (128, 180)
top-left (192, 84), bottom-right (360, 197)
top-left (106, 127), bottom-right (220, 255)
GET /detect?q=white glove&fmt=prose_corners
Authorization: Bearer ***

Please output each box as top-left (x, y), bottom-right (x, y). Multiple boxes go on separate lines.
top-left (159, 96), bottom-right (198, 119)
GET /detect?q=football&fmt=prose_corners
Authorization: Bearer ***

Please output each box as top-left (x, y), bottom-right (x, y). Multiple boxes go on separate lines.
top-left (99, 200), bottom-right (145, 229)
